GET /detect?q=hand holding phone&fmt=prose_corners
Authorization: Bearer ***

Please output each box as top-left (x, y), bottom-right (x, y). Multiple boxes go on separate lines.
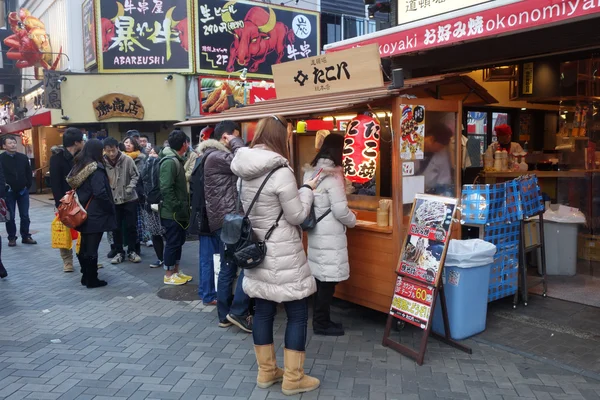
top-left (305, 168), bottom-right (323, 190)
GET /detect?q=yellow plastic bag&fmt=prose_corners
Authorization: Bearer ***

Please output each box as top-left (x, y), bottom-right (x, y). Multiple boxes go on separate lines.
top-left (51, 216), bottom-right (72, 250)
top-left (75, 233), bottom-right (81, 255)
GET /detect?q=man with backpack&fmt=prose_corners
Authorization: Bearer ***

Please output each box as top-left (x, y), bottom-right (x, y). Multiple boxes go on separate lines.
top-left (159, 130), bottom-right (192, 286)
top-left (202, 121), bottom-right (251, 333)
top-left (190, 141), bottom-right (217, 306)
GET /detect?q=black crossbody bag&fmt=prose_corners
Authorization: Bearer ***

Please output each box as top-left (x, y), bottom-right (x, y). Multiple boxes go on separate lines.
top-left (220, 166), bottom-right (284, 270)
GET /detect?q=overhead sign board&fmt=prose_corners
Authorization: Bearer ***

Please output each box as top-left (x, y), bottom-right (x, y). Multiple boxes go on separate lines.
top-left (272, 44), bottom-right (383, 99)
top-left (195, 0), bottom-right (320, 79)
top-left (95, 0), bottom-right (194, 73)
top-left (398, 0), bottom-right (491, 25)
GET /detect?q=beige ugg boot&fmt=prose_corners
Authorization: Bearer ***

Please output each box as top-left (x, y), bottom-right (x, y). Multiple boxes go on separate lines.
top-left (281, 348), bottom-right (320, 396)
top-left (254, 344), bottom-right (284, 388)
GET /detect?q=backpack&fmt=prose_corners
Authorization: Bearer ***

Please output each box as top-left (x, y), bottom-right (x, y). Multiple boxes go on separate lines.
top-left (57, 190), bottom-right (92, 229)
top-left (300, 180), bottom-right (330, 230)
top-left (220, 166), bottom-right (284, 270)
top-left (190, 155), bottom-right (210, 235)
top-left (146, 156), bottom-right (178, 205)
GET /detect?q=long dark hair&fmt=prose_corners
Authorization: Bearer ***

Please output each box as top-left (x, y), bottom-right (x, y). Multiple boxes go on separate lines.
top-left (71, 139), bottom-right (104, 175)
top-left (310, 133), bottom-right (344, 167)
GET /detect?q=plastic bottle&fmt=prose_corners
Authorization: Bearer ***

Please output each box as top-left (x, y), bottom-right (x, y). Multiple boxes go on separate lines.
top-left (523, 141), bottom-right (529, 153)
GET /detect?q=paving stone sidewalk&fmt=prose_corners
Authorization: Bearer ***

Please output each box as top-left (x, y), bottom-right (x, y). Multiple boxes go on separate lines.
top-left (0, 195), bottom-right (599, 400)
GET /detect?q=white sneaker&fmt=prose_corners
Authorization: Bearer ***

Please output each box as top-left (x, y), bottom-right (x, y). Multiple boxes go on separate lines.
top-left (145, 240), bottom-right (153, 247)
top-left (128, 252), bottom-right (142, 263)
top-left (111, 253), bottom-right (124, 264)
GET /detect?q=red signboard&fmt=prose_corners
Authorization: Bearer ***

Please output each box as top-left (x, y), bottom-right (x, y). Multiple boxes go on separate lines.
top-left (248, 87), bottom-right (277, 104)
top-left (328, 0), bottom-right (600, 58)
top-left (390, 276), bottom-right (434, 329)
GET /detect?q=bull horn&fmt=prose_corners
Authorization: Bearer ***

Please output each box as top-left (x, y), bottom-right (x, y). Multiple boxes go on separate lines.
top-left (111, 1), bottom-right (124, 22)
top-left (220, 1), bottom-right (236, 24)
top-left (258, 8), bottom-right (276, 33)
top-left (167, 7), bottom-right (180, 28)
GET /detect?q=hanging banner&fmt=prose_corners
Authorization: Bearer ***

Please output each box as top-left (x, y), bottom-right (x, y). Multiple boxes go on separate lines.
top-left (398, 194), bottom-right (457, 285)
top-left (82, 0), bottom-right (97, 70)
top-left (195, 0), bottom-right (320, 79)
top-left (95, 0), bottom-right (193, 73)
top-left (400, 104), bottom-right (425, 160)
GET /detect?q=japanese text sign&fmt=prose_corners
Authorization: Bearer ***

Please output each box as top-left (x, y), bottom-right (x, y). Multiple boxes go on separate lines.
top-left (195, 0), bottom-right (320, 78)
top-left (93, 93), bottom-right (145, 121)
top-left (272, 44), bottom-right (383, 99)
top-left (399, 0), bottom-right (491, 25)
top-left (390, 276), bottom-right (434, 329)
top-left (330, 0), bottom-right (599, 59)
top-left (82, 0), bottom-right (97, 70)
top-left (398, 194), bottom-right (457, 285)
top-left (95, 0), bottom-right (193, 73)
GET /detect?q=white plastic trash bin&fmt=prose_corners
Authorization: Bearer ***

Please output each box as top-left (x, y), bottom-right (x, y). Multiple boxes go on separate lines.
top-left (431, 239), bottom-right (496, 340)
top-left (540, 205), bottom-right (585, 276)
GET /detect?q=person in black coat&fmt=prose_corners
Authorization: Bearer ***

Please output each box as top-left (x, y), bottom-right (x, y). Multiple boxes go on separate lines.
top-left (66, 139), bottom-right (116, 288)
top-left (49, 128), bottom-right (84, 273)
top-left (0, 161), bottom-right (7, 279)
top-left (0, 135), bottom-right (35, 246)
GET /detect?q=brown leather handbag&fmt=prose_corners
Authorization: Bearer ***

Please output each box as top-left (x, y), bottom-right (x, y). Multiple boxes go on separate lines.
top-left (57, 190), bottom-right (92, 229)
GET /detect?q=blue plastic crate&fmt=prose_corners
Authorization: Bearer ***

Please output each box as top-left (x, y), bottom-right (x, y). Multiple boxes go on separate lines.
top-left (461, 183), bottom-right (508, 225)
top-left (484, 223), bottom-right (520, 302)
top-left (516, 174), bottom-right (544, 218)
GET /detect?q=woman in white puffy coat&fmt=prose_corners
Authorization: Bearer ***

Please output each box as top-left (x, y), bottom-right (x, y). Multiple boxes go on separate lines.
top-left (303, 134), bottom-right (356, 336)
top-left (231, 115), bottom-right (321, 396)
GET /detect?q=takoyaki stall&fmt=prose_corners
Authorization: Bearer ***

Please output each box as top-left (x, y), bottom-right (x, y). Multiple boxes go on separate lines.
top-left (177, 45), bottom-right (497, 313)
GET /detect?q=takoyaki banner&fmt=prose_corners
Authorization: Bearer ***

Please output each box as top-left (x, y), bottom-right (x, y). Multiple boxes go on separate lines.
top-left (95, 0), bottom-right (194, 73)
top-left (195, 0), bottom-right (320, 79)
top-left (272, 44), bottom-right (383, 99)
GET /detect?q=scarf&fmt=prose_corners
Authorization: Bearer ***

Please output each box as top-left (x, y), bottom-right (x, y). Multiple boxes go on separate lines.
top-left (106, 151), bottom-right (121, 167)
top-left (124, 150), bottom-right (141, 160)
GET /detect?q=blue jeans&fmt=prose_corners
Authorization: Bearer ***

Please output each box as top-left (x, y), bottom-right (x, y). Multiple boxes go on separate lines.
top-left (5, 188), bottom-right (30, 241)
top-left (253, 298), bottom-right (309, 351)
top-left (198, 234), bottom-right (218, 303)
top-left (161, 218), bottom-right (186, 270)
top-left (215, 229), bottom-right (250, 321)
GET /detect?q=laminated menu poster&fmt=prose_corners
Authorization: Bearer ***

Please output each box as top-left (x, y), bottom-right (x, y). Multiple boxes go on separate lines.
top-left (398, 194), bottom-right (457, 286)
top-left (400, 104), bottom-right (425, 160)
top-left (390, 276), bottom-right (434, 329)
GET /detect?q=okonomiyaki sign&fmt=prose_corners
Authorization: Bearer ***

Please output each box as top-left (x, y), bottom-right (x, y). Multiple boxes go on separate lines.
top-left (95, 0), bottom-right (194, 73)
top-left (196, 0), bottom-right (320, 78)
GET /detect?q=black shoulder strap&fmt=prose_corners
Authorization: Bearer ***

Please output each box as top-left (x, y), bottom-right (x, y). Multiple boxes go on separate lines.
top-left (244, 165), bottom-right (285, 218)
top-left (316, 209), bottom-right (332, 223)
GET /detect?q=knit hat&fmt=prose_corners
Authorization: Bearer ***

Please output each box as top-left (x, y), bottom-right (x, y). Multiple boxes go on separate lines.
top-left (494, 124), bottom-right (512, 137)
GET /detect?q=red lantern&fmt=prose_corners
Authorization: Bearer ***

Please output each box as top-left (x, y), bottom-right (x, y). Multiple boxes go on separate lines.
top-left (342, 114), bottom-right (381, 184)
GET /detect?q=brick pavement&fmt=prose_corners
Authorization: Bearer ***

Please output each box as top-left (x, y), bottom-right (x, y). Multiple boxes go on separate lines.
top-left (0, 195), bottom-right (599, 400)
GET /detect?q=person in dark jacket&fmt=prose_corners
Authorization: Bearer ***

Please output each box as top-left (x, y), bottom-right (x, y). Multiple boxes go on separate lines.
top-left (0, 161), bottom-right (8, 279)
top-left (202, 120), bottom-right (251, 332)
top-left (0, 135), bottom-right (35, 246)
top-left (141, 147), bottom-right (165, 268)
top-left (190, 142), bottom-right (217, 306)
top-left (49, 128), bottom-right (84, 272)
top-left (66, 139), bottom-right (116, 288)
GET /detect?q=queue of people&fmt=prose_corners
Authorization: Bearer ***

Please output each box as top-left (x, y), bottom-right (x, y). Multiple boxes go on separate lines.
top-left (14, 118), bottom-right (355, 396)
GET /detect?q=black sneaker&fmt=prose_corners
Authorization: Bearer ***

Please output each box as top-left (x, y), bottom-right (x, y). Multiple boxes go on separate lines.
top-left (107, 248), bottom-right (119, 258)
top-left (0, 263), bottom-right (7, 279)
top-left (22, 237), bottom-right (37, 244)
top-left (218, 319), bottom-right (233, 328)
top-left (314, 324), bottom-right (345, 336)
top-left (226, 314), bottom-right (252, 333)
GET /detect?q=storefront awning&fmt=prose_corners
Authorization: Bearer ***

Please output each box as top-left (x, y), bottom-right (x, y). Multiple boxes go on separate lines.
top-left (177, 74), bottom-right (497, 126)
top-left (0, 111), bottom-right (53, 134)
top-left (324, 0), bottom-right (600, 59)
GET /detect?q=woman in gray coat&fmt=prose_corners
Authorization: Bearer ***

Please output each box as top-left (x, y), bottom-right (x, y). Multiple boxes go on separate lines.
top-left (303, 134), bottom-right (356, 336)
top-left (231, 115), bottom-right (320, 396)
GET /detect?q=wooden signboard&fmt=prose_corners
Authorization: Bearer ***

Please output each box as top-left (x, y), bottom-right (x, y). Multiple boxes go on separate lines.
top-left (272, 44), bottom-right (383, 99)
top-left (92, 93), bottom-right (145, 121)
top-left (383, 193), bottom-right (471, 365)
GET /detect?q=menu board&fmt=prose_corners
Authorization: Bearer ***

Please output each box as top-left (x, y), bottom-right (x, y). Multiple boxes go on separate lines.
top-left (398, 195), bottom-right (456, 286)
top-left (400, 104), bottom-right (425, 160)
top-left (390, 194), bottom-right (457, 330)
top-left (390, 276), bottom-right (434, 329)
